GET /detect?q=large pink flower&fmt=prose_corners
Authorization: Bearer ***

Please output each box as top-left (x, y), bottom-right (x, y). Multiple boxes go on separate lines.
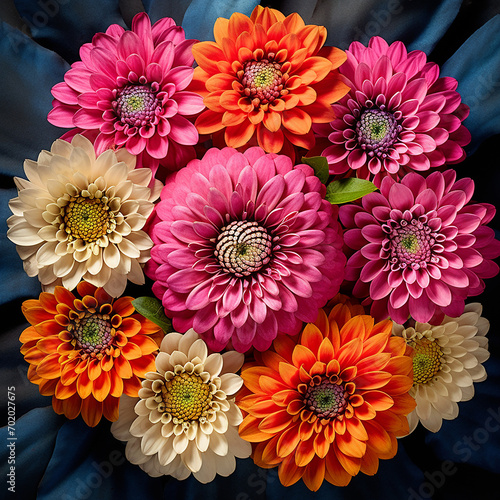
top-left (48, 13), bottom-right (205, 175)
top-left (339, 170), bottom-right (500, 325)
top-left (145, 147), bottom-right (346, 352)
top-left (315, 37), bottom-right (471, 185)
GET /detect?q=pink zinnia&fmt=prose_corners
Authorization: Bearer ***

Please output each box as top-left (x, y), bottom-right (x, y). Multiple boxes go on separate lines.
top-left (339, 170), bottom-right (500, 325)
top-left (145, 147), bottom-right (346, 352)
top-left (48, 13), bottom-right (205, 175)
top-left (315, 37), bottom-right (471, 185)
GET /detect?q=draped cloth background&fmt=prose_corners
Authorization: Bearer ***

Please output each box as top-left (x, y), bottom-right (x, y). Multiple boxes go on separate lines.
top-left (0, 1), bottom-right (499, 498)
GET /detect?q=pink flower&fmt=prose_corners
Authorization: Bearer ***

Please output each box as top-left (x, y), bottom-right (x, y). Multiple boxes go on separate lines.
top-left (315, 37), bottom-right (471, 185)
top-left (145, 147), bottom-right (346, 352)
top-left (48, 13), bottom-right (205, 175)
top-left (339, 170), bottom-right (500, 325)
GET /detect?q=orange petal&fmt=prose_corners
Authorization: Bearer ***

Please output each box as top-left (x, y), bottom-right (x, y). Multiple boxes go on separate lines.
top-left (192, 41), bottom-right (226, 73)
top-left (262, 109), bottom-right (282, 132)
top-left (56, 393), bottom-right (82, 420)
top-left (53, 286), bottom-right (77, 309)
top-left (278, 361), bottom-right (300, 388)
top-left (259, 375), bottom-right (289, 394)
top-left (224, 120), bottom-right (256, 148)
top-left (345, 417), bottom-right (369, 442)
top-left (317, 46), bottom-right (347, 69)
top-left (36, 352), bottom-right (62, 379)
top-left (298, 56), bottom-right (332, 83)
top-left (282, 107), bottom-right (312, 135)
top-left (259, 409), bottom-right (292, 433)
top-left (324, 450), bottom-right (353, 487)
top-left (23, 306), bottom-right (54, 326)
top-left (196, 109), bottom-right (225, 135)
top-left (239, 415), bottom-right (271, 442)
top-left (382, 374), bottom-right (414, 395)
top-left (76, 368), bottom-right (93, 399)
top-left (38, 292), bottom-right (58, 314)
top-left (335, 431), bottom-right (366, 459)
top-left (295, 438), bottom-right (315, 467)
top-left (302, 456), bottom-right (326, 491)
top-left (92, 370), bottom-right (111, 402)
top-left (257, 123), bottom-right (284, 153)
top-left (102, 396), bottom-right (120, 422)
top-left (292, 344), bottom-right (316, 371)
top-left (300, 323), bottom-right (324, 355)
top-left (221, 110), bottom-right (247, 127)
top-left (336, 337), bottom-right (363, 370)
top-left (335, 446), bottom-right (362, 477)
top-left (355, 371), bottom-right (392, 391)
top-left (278, 453), bottom-right (304, 487)
top-left (364, 420), bottom-right (397, 459)
top-left (55, 380), bottom-right (77, 400)
top-left (241, 366), bottom-right (276, 393)
top-left (261, 434), bottom-right (283, 465)
top-left (81, 396), bottom-right (103, 427)
top-left (276, 425), bottom-right (301, 458)
top-left (128, 353), bottom-right (156, 377)
top-left (109, 368), bottom-right (125, 397)
top-left (19, 325), bottom-right (41, 344)
top-left (359, 445), bottom-right (380, 476)
top-left (356, 353), bottom-right (391, 376)
top-left (313, 430), bottom-right (330, 459)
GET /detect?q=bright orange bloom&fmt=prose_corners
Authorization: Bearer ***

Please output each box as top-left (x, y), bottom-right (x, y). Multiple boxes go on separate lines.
top-left (191, 6), bottom-right (349, 157)
top-left (237, 295), bottom-right (415, 490)
top-left (19, 281), bottom-right (163, 427)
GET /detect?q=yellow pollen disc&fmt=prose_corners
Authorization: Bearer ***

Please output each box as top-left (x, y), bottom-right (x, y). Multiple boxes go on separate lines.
top-left (64, 196), bottom-right (110, 243)
top-left (162, 372), bottom-right (212, 422)
top-left (412, 338), bottom-right (443, 384)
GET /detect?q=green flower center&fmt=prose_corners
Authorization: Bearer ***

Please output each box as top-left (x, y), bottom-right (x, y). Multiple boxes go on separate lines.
top-left (162, 372), bottom-right (213, 423)
top-left (357, 108), bottom-right (399, 157)
top-left (241, 59), bottom-right (284, 105)
top-left (63, 196), bottom-right (111, 243)
top-left (400, 233), bottom-right (420, 253)
top-left (71, 313), bottom-right (113, 356)
top-left (412, 338), bottom-right (443, 384)
top-left (115, 84), bottom-right (160, 127)
top-left (304, 379), bottom-right (348, 419)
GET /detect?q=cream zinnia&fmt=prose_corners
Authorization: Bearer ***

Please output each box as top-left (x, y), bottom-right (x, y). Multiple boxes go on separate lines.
top-left (111, 329), bottom-right (251, 481)
top-left (7, 134), bottom-right (162, 296)
top-left (393, 303), bottom-right (490, 433)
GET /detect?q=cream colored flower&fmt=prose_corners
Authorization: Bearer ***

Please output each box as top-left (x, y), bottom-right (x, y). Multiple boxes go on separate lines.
top-left (393, 303), bottom-right (490, 433)
top-left (7, 134), bottom-right (162, 297)
top-left (111, 329), bottom-right (251, 482)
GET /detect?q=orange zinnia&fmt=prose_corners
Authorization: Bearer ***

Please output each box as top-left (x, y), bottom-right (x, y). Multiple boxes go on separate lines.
top-left (191, 6), bottom-right (349, 156)
top-left (237, 295), bottom-right (415, 490)
top-left (19, 281), bottom-right (163, 427)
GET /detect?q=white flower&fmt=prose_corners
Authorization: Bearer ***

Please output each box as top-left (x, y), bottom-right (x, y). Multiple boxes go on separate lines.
top-left (111, 329), bottom-right (252, 482)
top-left (7, 134), bottom-right (162, 296)
top-left (393, 303), bottom-right (490, 433)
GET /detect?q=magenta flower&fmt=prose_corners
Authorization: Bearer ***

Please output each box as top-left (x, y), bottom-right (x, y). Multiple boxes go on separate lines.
top-left (145, 147), bottom-right (346, 352)
top-left (339, 170), bottom-right (500, 325)
top-left (315, 37), bottom-right (471, 185)
top-left (48, 13), bottom-right (205, 175)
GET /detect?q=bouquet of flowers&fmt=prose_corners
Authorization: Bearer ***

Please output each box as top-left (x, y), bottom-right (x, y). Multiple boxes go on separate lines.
top-left (2, 1), bottom-right (500, 498)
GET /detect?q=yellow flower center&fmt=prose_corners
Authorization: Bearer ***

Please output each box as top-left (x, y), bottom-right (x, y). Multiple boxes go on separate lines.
top-left (162, 372), bottom-right (213, 423)
top-left (412, 338), bottom-right (443, 384)
top-left (63, 197), bottom-right (111, 243)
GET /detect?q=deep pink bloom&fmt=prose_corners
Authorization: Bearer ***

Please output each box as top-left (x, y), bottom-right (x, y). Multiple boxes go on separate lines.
top-left (315, 37), bottom-right (471, 185)
top-left (339, 170), bottom-right (500, 325)
top-left (145, 147), bottom-right (346, 352)
top-left (48, 13), bottom-right (205, 175)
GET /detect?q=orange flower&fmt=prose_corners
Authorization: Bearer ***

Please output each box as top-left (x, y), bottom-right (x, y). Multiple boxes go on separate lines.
top-left (191, 6), bottom-right (349, 157)
top-left (237, 295), bottom-right (415, 491)
top-left (19, 281), bottom-right (163, 427)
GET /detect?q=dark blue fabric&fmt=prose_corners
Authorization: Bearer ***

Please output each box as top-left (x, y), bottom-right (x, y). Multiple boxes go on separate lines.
top-left (13, 0), bottom-right (126, 62)
top-left (441, 15), bottom-right (500, 153)
top-left (0, 1), bottom-right (499, 499)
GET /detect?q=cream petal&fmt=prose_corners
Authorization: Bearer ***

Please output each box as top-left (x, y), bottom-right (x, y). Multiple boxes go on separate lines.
top-left (407, 411), bottom-right (419, 435)
top-left (134, 399), bottom-right (150, 417)
top-left (170, 350), bottom-right (188, 367)
top-left (193, 449), bottom-right (217, 484)
top-left (141, 423), bottom-right (164, 455)
top-left (128, 167), bottom-right (152, 187)
top-left (126, 438), bottom-right (151, 465)
top-left (160, 333), bottom-right (183, 354)
top-left (178, 329), bottom-right (200, 354)
top-left (186, 421), bottom-right (198, 441)
top-left (204, 353), bottom-right (223, 378)
top-left (103, 243), bottom-right (121, 268)
top-left (225, 426), bottom-right (252, 459)
top-left (226, 402), bottom-right (243, 426)
top-left (7, 221), bottom-right (43, 245)
top-left (161, 421), bottom-right (174, 438)
top-left (157, 435), bottom-right (177, 466)
top-left (130, 415), bottom-right (154, 438)
top-left (196, 426), bottom-right (210, 452)
top-left (187, 339), bottom-right (208, 363)
top-left (155, 352), bottom-right (172, 375)
top-left (173, 433), bottom-right (189, 454)
top-left (213, 452), bottom-right (236, 477)
top-left (415, 392), bottom-right (432, 420)
top-left (182, 441), bottom-right (203, 472)
top-left (220, 351), bottom-right (244, 375)
top-left (37, 225), bottom-right (58, 241)
top-left (36, 242), bottom-right (60, 266)
top-left (115, 148), bottom-right (136, 170)
top-left (117, 238), bottom-right (141, 258)
top-left (93, 149), bottom-right (118, 176)
top-left (219, 373), bottom-right (243, 396)
top-left (208, 431), bottom-right (228, 457)
top-left (421, 408), bottom-right (444, 433)
top-left (127, 258), bottom-right (145, 285)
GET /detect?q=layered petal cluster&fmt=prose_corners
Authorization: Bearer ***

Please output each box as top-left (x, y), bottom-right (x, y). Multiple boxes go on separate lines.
top-left (48, 13), bottom-right (205, 174)
top-left (340, 170), bottom-right (500, 324)
top-left (393, 302), bottom-right (490, 433)
top-left (316, 36), bottom-right (471, 185)
top-left (19, 281), bottom-right (163, 427)
top-left (191, 6), bottom-right (349, 157)
top-left (237, 296), bottom-right (415, 490)
top-left (145, 146), bottom-right (346, 353)
top-left (7, 135), bottom-right (162, 297)
top-left (111, 329), bottom-right (251, 481)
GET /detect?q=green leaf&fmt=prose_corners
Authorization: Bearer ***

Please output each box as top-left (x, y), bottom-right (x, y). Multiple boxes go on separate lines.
top-left (301, 156), bottom-right (329, 184)
top-left (325, 178), bottom-right (378, 204)
top-left (132, 296), bottom-right (173, 334)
